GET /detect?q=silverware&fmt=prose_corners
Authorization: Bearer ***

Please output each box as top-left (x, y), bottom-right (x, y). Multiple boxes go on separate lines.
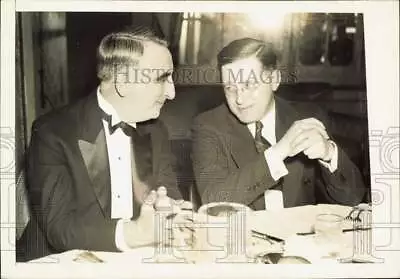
top-left (296, 227), bottom-right (372, 236)
top-left (354, 208), bottom-right (371, 222)
top-left (344, 204), bottom-right (372, 222)
top-left (73, 251), bottom-right (104, 263)
top-left (251, 230), bottom-right (285, 243)
top-left (252, 232), bottom-right (274, 244)
top-left (344, 207), bottom-right (359, 221)
top-left (339, 256), bottom-right (381, 264)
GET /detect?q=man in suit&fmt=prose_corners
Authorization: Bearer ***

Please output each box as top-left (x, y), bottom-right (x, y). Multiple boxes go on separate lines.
top-left (192, 38), bottom-right (366, 211)
top-left (23, 28), bottom-right (189, 260)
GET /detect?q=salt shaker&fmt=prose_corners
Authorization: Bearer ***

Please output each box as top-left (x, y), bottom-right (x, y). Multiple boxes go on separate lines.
top-left (155, 186), bottom-right (173, 212)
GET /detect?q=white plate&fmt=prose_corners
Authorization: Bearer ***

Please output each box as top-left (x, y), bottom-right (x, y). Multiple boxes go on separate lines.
top-left (198, 202), bottom-right (253, 217)
top-left (250, 204), bottom-right (354, 241)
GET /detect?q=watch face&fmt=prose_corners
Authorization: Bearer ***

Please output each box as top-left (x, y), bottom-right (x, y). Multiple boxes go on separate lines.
top-left (206, 205), bottom-right (239, 217)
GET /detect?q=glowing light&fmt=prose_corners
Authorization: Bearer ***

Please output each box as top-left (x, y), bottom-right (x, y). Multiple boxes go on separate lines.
top-left (247, 12), bottom-right (287, 31)
top-left (346, 27), bottom-right (357, 34)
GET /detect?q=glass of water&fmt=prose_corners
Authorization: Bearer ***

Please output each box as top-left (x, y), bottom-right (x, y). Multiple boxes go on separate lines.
top-left (314, 213), bottom-right (344, 258)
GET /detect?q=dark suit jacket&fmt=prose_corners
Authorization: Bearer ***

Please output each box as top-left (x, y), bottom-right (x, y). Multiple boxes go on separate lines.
top-left (23, 92), bottom-right (180, 259)
top-left (192, 96), bottom-right (366, 210)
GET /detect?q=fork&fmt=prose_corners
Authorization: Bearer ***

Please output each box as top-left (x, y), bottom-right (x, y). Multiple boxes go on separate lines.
top-left (344, 207), bottom-right (359, 221)
top-left (344, 204), bottom-right (371, 222)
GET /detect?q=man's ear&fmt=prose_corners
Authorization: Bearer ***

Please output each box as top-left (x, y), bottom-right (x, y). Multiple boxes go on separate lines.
top-left (271, 69), bottom-right (281, 91)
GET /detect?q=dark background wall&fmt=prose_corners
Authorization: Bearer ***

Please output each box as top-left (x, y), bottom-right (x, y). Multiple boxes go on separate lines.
top-left (66, 13), bottom-right (133, 101)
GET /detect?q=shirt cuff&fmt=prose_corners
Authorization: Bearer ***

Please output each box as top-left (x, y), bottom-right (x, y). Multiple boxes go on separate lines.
top-left (264, 189), bottom-right (284, 211)
top-left (318, 140), bottom-right (338, 173)
top-left (115, 219), bottom-right (131, 252)
top-left (265, 147), bottom-right (289, 181)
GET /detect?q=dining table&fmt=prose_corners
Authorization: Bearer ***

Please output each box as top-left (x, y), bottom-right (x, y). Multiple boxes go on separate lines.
top-left (27, 203), bottom-right (384, 265)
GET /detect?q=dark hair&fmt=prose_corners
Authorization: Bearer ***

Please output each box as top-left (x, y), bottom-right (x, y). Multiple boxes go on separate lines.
top-left (97, 26), bottom-right (168, 81)
top-left (217, 38), bottom-right (278, 70)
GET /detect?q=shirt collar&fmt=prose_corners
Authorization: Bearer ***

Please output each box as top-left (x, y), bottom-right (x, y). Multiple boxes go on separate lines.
top-left (97, 87), bottom-right (136, 128)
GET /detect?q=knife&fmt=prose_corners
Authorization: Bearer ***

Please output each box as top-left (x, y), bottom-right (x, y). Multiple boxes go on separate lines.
top-left (296, 227), bottom-right (372, 236)
top-left (251, 230), bottom-right (285, 243)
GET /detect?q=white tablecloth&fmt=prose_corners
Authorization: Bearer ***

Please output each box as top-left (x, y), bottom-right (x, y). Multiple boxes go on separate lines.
top-left (29, 204), bottom-right (372, 264)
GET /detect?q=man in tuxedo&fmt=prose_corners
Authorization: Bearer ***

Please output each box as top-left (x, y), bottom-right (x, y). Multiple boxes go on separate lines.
top-left (192, 38), bottom-right (366, 210)
top-left (24, 28), bottom-right (189, 259)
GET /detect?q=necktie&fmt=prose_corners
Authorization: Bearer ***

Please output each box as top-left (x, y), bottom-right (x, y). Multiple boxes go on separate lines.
top-left (254, 121), bottom-right (271, 153)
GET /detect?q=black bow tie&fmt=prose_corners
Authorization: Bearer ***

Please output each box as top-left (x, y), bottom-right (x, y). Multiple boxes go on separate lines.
top-left (102, 112), bottom-right (137, 137)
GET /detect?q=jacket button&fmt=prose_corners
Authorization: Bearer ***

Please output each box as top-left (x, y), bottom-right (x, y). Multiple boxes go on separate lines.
top-left (303, 178), bottom-right (311, 185)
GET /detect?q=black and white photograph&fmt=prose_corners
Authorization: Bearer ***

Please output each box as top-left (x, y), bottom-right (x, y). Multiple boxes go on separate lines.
top-left (1, 1), bottom-right (399, 278)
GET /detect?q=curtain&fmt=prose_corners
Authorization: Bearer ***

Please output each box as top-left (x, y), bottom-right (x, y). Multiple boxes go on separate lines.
top-left (169, 13), bottom-right (183, 66)
top-left (15, 13), bottom-right (27, 177)
top-left (15, 12), bottom-right (30, 240)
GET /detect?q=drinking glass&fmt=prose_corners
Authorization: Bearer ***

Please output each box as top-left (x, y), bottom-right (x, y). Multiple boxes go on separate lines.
top-left (314, 213), bottom-right (344, 258)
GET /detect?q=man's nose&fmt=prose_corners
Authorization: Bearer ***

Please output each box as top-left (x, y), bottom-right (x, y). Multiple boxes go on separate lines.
top-left (235, 88), bottom-right (245, 105)
top-left (165, 81), bottom-right (175, 100)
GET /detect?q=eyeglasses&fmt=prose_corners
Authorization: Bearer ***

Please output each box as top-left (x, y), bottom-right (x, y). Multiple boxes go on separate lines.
top-left (223, 80), bottom-right (261, 96)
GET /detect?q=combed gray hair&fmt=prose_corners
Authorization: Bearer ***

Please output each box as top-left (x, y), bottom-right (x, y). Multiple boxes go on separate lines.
top-left (97, 27), bottom-right (168, 81)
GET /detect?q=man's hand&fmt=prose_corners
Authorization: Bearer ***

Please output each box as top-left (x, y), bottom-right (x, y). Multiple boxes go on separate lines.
top-left (272, 118), bottom-right (334, 162)
top-left (123, 190), bottom-right (158, 248)
top-left (155, 186), bottom-right (193, 213)
top-left (155, 186), bottom-right (196, 249)
top-left (123, 187), bottom-right (195, 249)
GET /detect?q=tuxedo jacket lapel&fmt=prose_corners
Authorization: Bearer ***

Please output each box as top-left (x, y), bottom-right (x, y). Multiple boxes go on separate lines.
top-left (78, 132), bottom-right (110, 216)
top-left (77, 93), bottom-right (111, 217)
top-left (76, 93), bottom-right (159, 218)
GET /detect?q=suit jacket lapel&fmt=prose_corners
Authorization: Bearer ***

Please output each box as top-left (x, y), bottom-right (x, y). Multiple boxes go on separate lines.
top-left (275, 97), bottom-right (294, 142)
top-left (275, 97), bottom-right (305, 207)
top-left (77, 93), bottom-right (111, 217)
top-left (225, 105), bottom-right (259, 168)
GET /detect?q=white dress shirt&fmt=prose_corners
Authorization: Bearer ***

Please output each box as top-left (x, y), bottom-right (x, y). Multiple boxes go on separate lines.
top-left (247, 100), bottom-right (338, 211)
top-left (97, 89), bottom-right (134, 251)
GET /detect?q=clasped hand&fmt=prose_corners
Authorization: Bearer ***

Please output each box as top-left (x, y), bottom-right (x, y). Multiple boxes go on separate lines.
top-left (272, 118), bottom-right (334, 162)
top-left (123, 186), bottom-right (195, 249)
